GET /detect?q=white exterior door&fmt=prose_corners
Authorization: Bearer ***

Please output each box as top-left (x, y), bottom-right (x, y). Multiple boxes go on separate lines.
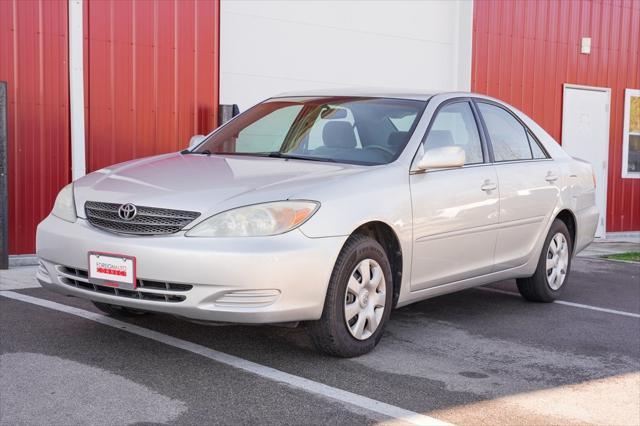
top-left (561, 85), bottom-right (611, 237)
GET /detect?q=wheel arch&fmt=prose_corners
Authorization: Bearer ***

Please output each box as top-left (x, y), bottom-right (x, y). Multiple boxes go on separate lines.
top-left (554, 209), bottom-right (577, 250)
top-left (350, 221), bottom-right (403, 307)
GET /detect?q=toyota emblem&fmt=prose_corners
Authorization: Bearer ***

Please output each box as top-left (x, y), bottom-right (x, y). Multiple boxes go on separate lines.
top-left (118, 203), bottom-right (138, 221)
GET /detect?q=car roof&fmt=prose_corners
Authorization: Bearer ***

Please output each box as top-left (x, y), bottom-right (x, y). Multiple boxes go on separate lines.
top-left (272, 88), bottom-right (490, 102)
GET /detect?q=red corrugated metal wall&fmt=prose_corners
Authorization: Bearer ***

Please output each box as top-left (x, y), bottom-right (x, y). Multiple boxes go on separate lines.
top-left (472, 0), bottom-right (640, 232)
top-left (1, 0), bottom-right (220, 254)
top-left (84, 0), bottom-right (220, 173)
top-left (0, 0), bottom-right (71, 254)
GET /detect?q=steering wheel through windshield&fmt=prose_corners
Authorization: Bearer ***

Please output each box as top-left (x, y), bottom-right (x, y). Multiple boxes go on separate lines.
top-left (363, 145), bottom-right (395, 158)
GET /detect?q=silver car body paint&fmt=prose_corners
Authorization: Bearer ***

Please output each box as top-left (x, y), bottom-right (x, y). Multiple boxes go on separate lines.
top-left (36, 91), bottom-right (598, 322)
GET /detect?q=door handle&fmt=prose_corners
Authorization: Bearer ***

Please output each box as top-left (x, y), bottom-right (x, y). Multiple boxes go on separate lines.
top-left (481, 180), bottom-right (497, 192)
top-left (545, 173), bottom-right (559, 183)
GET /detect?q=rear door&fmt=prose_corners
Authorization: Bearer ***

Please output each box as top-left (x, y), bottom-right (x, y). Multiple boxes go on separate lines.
top-left (475, 101), bottom-right (560, 271)
top-left (410, 100), bottom-right (499, 291)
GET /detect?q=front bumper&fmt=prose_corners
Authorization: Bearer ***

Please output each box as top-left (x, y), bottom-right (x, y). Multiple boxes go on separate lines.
top-left (36, 215), bottom-right (347, 323)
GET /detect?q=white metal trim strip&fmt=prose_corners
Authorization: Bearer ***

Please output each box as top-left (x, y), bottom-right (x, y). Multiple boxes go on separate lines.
top-left (68, 0), bottom-right (86, 180)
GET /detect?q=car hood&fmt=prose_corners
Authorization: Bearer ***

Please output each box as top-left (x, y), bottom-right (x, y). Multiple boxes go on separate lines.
top-left (73, 153), bottom-right (365, 221)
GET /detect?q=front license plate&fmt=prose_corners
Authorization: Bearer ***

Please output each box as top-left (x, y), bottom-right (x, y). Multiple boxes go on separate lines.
top-left (88, 252), bottom-right (137, 290)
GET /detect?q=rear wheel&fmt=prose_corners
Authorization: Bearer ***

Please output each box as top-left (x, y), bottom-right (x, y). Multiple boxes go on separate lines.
top-left (92, 301), bottom-right (149, 317)
top-left (307, 234), bottom-right (392, 357)
top-left (517, 219), bottom-right (572, 302)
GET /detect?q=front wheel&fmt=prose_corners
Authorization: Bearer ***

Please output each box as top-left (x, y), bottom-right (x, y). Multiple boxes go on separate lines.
top-left (307, 234), bottom-right (393, 357)
top-left (517, 219), bottom-right (572, 302)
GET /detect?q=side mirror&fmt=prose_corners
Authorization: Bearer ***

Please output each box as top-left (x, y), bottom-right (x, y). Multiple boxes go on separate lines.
top-left (416, 146), bottom-right (465, 171)
top-left (189, 134), bottom-right (206, 148)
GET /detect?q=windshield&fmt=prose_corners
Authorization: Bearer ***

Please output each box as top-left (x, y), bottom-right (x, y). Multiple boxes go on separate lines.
top-left (192, 96), bottom-right (427, 165)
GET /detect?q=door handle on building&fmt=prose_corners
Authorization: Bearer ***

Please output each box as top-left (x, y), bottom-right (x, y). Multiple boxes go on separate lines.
top-left (481, 180), bottom-right (497, 192)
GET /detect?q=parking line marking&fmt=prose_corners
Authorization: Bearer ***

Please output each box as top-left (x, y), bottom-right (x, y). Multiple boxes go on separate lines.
top-left (478, 287), bottom-right (640, 319)
top-left (0, 291), bottom-right (450, 426)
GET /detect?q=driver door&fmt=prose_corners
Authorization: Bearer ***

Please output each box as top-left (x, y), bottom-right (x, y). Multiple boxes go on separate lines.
top-left (410, 100), bottom-right (500, 291)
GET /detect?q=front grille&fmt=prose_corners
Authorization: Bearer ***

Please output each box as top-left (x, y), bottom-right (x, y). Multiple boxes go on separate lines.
top-left (57, 266), bottom-right (191, 303)
top-left (84, 201), bottom-right (200, 235)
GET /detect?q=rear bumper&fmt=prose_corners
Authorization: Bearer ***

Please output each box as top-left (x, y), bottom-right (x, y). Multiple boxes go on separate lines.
top-left (574, 204), bottom-right (599, 255)
top-left (36, 214), bottom-right (347, 323)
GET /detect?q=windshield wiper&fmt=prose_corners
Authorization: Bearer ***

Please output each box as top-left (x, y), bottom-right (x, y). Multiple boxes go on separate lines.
top-left (181, 149), bottom-right (211, 155)
top-left (267, 152), bottom-right (337, 163)
top-left (182, 150), bottom-right (337, 163)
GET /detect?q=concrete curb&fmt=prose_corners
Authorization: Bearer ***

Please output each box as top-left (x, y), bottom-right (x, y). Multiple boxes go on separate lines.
top-left (8, 255), bottom-right (38, 267)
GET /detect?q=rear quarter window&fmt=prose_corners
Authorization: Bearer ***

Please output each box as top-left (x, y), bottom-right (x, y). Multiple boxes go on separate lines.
top-left (527, 131), bottom-right (549, 159)
top-left (477, 102), bottom-right (533, 161)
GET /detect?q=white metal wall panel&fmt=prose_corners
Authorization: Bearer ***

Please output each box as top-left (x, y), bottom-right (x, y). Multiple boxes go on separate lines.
top-left (220, 0), bottom-right (473, 110)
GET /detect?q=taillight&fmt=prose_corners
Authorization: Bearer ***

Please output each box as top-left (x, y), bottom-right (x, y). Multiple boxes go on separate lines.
top-left (592, 170), bottom-right (597, 189)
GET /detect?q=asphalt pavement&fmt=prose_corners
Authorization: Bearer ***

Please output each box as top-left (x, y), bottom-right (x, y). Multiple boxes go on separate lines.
top-left (1, 256), bottom-right (639, 425)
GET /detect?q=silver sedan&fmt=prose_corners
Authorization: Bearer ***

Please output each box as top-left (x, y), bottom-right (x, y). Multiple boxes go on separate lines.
top-left (36, 90), bottom-right (598, 357)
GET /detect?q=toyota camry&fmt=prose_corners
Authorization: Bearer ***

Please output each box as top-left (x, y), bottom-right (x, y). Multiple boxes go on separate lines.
top-left (36, 90), bottom-right (598, 357)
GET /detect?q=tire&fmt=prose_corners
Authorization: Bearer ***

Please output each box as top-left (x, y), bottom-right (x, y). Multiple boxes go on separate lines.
top-left (92, 301), bottom-right (149, 317)
top-left (307, 234), bottom-right (393, 357)
top-left (517, 219), bottom-right (572, 303)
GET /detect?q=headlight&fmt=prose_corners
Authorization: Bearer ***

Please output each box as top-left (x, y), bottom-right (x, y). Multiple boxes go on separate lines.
top-left (186, 201), bottom-right (319, 237)
top-left (51, 183), bottom-right (77, 223)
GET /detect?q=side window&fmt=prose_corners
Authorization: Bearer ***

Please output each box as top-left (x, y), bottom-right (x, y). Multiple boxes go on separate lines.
top-left (527, 131), bottom-right (548, 159)
top-left (236, 105), bottom-right (303, 152)
top-left (425, 102), bottom-right (484, 164)
top-left (477, 102), bottom-right (533, 161)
